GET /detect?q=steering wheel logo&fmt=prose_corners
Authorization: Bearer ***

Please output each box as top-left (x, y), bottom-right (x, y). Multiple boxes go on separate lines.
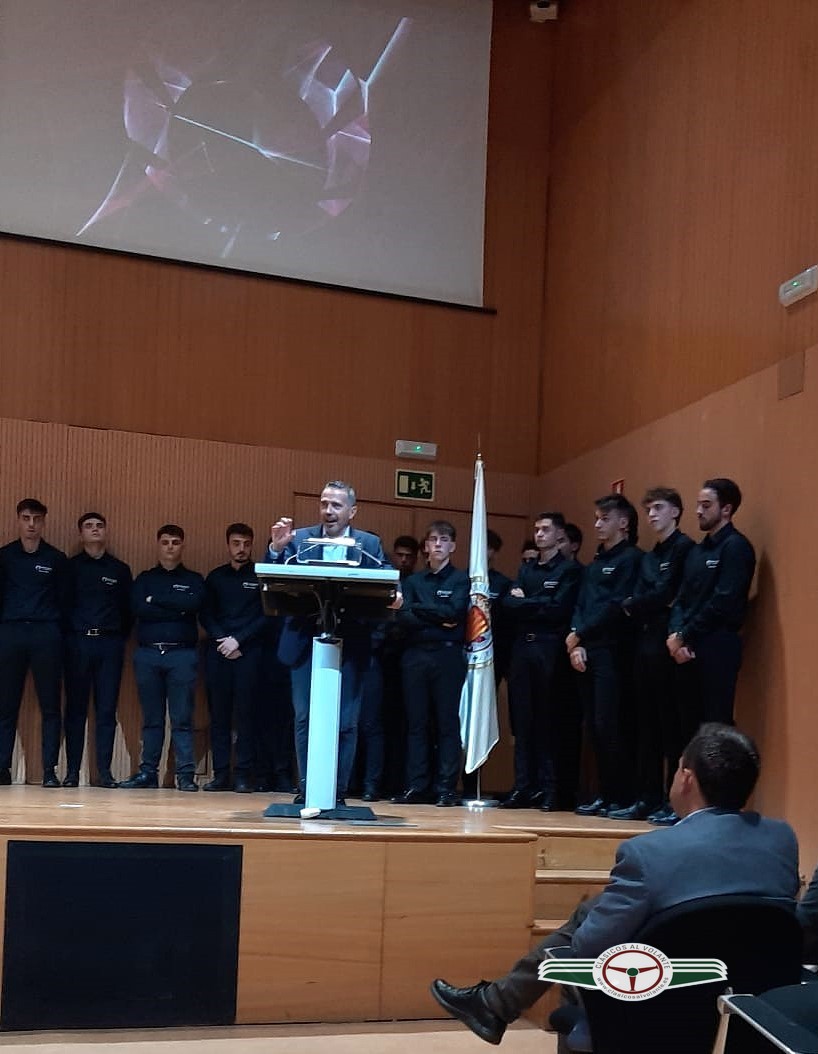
top-left (592, 944), bottom-right (673, 1001)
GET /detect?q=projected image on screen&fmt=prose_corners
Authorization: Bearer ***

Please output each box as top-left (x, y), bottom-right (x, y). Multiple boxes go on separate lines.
top-left (0, 1), bottom-right (492, 306)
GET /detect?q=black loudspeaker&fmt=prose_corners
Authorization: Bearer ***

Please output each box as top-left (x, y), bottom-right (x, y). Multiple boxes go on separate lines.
top-left (1, 840), bottom-right (242, 1030)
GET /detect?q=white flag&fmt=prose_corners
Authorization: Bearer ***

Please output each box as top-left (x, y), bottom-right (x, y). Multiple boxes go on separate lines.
top-left (459, 455), bottom-right (499, 773)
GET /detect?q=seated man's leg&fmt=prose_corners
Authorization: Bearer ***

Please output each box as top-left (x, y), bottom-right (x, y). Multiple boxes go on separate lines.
top-left (432, 896), bottom-right (598, 1044)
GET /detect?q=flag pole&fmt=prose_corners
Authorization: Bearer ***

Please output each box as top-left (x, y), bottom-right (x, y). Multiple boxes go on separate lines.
top-left (459, 451), bottom-right (499, 810)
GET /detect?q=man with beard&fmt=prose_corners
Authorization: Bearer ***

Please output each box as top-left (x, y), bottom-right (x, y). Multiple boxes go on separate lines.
top-left (667, 477), bottom-right (756, 740)
top-left (266, 482), bottom-right (395, 805)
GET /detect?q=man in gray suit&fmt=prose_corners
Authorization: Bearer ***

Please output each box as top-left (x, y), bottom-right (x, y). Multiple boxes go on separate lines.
top-left (266, 481), bottom-right (397, 804)
top-left (432, 723), bottom-right (800, 1045)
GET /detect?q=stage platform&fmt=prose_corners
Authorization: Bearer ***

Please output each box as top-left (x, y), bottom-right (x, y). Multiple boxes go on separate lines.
top-left (0, 789), bottom-right (649, 1030)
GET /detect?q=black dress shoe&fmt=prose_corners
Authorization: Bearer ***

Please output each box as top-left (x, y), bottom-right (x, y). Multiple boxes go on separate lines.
top-left (95, 773), bottom-right (118, 788)
top-left (539, 794), bottom-right (557, 812)
top-left (499, 790), bottom-right (531, 809)
top-left (0, 768), bottom-right (11, 786)
top-left (335, 797), bottom-right (347, 807)
top-left (119, 772), bottom-right (159, 789)
top-left (177, 774), bottom-right (198, 792)
top-left (607, 800), bottom-right (656, 821)
top-left (392, 788), bottom-right (433, 804)
top-left (203, 775), bottom-right (233, 792)
top-left (293, 791), bottom-right (306, 805)
top-left (649, 807), bottom-right (680, 826)
top-left (362, 787), bottom-right (380, 802)
top-left (42, 769), bottom-right (60, 788)
top-left (575, 797), bottom-right (607, 816)
top-left (62, 772), bottom-right (80, 788)
top-left (436, 792), bottom-right (461, 807)
top-left (234, 778), bottom-right (253, 794)
top-left (430, 979), bottom-right (506, 1045)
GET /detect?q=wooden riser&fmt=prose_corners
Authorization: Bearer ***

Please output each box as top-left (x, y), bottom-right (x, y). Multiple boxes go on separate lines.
top-left (534, 868), bottom-right (609, 917)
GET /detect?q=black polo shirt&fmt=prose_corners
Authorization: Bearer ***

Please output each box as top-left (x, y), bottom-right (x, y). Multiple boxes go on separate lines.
top-left (571, 539), bottom-right (642, 644)
top-left (66, 550), bottom-right (133, 634)
top-left (200, 562), bottom-right (267, 648)
top-left (623, 529), bottom-right (694, 640)
top-left (0, 539), bottom-right (67, 623)
top-left (132, 563), bottom-right (206, 646)
top-left (398, 561), bottom-right (470, 645)
top-left (504, 551), bottom-right (582, 635)
top-left (668, 522), bottom-right (756, 647)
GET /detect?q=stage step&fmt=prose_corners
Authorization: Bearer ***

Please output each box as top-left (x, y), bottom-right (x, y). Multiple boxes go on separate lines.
top-left (534, 867), bottom-right (609, 917)
top-left (522, 922), bottom-right (564, 1031)
top-left (531, 918), bottom-right (565, 939)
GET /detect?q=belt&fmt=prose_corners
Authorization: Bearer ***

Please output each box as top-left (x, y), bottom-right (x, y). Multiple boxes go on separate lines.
top-left (144, 642), bottom-right (195, 653)
top-left (82, 628), bottom-right (120, 638)
top-left (520, 631), bottom-right (560, 643)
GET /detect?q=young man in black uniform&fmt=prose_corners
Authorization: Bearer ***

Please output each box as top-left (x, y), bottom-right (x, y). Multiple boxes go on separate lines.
top-left (667, 477), bottom-right (756, 738)
top-left (500, 512), bottom-right (582, 811)
top-left (566, 494), bottom-right (642, 816)
top-left (120, 525), bottom-right (205, 791)
top-left (200, 523), bottom-right (267, 794)
top-left (63, 512), bottom-right (133, 788)
top-left (608, 488), bottom-right (693, 822)
top-left (394, 521), bottom-right (469, 807)
top-left (0, 499), bottom-right (67, 787)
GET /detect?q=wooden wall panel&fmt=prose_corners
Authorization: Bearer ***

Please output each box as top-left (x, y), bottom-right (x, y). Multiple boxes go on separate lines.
top-left (540, 0), bottom-right (818, 470)
top-left (536, 346), bottom-right (818, 875)
top-left (0, 416), bottom-right (529, 786)
top-left (0, 0), bottom-right (554, 476)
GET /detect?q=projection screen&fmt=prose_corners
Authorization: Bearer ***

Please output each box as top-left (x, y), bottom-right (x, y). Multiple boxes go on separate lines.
top-left (0, 0), bottom-right (493, 307)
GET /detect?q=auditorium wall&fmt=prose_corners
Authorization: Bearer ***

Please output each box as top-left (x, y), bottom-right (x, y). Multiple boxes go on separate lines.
top-left (0, 0), bottom-right (553, 478)
top-left (0, 416), bottom-right (530, 787)
top-left (534, 347), bottom-right (818, 871)
top-left (540, 0), bottom-right (818, 470)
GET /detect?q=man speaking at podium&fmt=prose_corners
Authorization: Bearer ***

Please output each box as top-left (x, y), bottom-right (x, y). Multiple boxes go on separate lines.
top-left (267, 482), bottom-right (397, 805)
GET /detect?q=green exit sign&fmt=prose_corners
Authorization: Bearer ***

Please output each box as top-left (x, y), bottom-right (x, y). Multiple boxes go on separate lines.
top-left (395, 470), bottom-right (435, 502)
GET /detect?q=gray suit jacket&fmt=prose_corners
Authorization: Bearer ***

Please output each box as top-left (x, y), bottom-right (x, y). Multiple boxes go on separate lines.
top-left (572, 808), bottom-right (800, 957)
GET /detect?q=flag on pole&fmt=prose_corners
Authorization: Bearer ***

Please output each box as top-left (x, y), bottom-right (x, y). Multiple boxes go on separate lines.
top-left (459, 454), bottom-right (499, 773)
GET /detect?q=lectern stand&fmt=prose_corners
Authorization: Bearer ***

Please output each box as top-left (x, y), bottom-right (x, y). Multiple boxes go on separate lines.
top-left (255, 556), bottom-right (399, 820)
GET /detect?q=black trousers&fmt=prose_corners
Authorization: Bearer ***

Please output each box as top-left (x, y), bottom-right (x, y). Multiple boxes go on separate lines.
top-left (64, 632), bottom-right (125, 775)
top-left (0, 621), bottom-right (62, 772)
top-left (402, 642), bottom-right (466, 794)
top-left (256, 644), bottom-right (294, 790)
top-left (205, 644), bottom-right (261, 777)
top-left (674, 629), bottom-right (743, 745)
top-left (507, 634), bottom-right (563, 795)
top-left (578, 638), bottom-right (635, 805)
top-left (632, 635), bottom-right (682, 803)
top-left (355, 651), bottom-right (385, 792)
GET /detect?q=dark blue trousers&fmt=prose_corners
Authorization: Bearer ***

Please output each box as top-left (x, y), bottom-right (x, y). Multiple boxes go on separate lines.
top-left (64, 633), bottom-right (125, 774)
top-left (290, 646), bottom-right (365, 798)
top-left (205, 644), bottom-right (261, 776)
top-left (402, 642), bottom-right (466, 795)
top-left (133, 646), bottom-right (198, 775)
top-left (0, 622), bottom-right (62, 771)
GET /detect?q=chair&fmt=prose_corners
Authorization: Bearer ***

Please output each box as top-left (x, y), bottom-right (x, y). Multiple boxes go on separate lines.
top-left (713, 984), bottom-right (818, 1054)
top-left (547, 895), bottom-right (804, 1054)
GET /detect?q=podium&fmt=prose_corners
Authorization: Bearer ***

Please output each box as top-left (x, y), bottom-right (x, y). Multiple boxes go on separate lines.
top-left (256, 551), bottom-right (399, 820)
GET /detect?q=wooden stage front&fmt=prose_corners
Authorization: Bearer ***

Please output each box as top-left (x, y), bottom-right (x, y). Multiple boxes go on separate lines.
top-left (0, 789), bottom-right (639, 1029)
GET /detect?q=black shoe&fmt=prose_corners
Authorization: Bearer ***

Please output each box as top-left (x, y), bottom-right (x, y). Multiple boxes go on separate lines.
top-left (575, 797), bottom-right (607, 816)
top-left (293, 791), bottom-right (306, 805)
top-left (0, 769), bottom-right (11, 786)
top-left (362, 787), bottom-right (380, 802)
top-left (203, 775), bottom-right (233, 792)
top-left (499, 789), bottom-right (531, 809)
top-left (646, 802), bottom-right (671, 822)
top-left (430, 979), bottom-right (506, 1045)
top-left (62, 772), bottom-right (80, 788)
top-left (42, 769), bottom-right (60, 788)
top-left (177, 774), bottom-right (198, 792)
top-left (95, 772), bottom-right (118, 788)
top-left (336, 797), bottom-right (347, 807)
top-left (119, 772), bottom-right (159, 789)
top-left (539, 794), bottom-right (557, 812)
top-left (392, 788), bottom-right (433, 805)
top-left (436, 792), bottom-right (461, 807)
top-left (607, 800), bottom-right (656, 821)
top-left (234, 778), bottom-right (253, 794)
top-left (649, 807), bottom-right (680, 826)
